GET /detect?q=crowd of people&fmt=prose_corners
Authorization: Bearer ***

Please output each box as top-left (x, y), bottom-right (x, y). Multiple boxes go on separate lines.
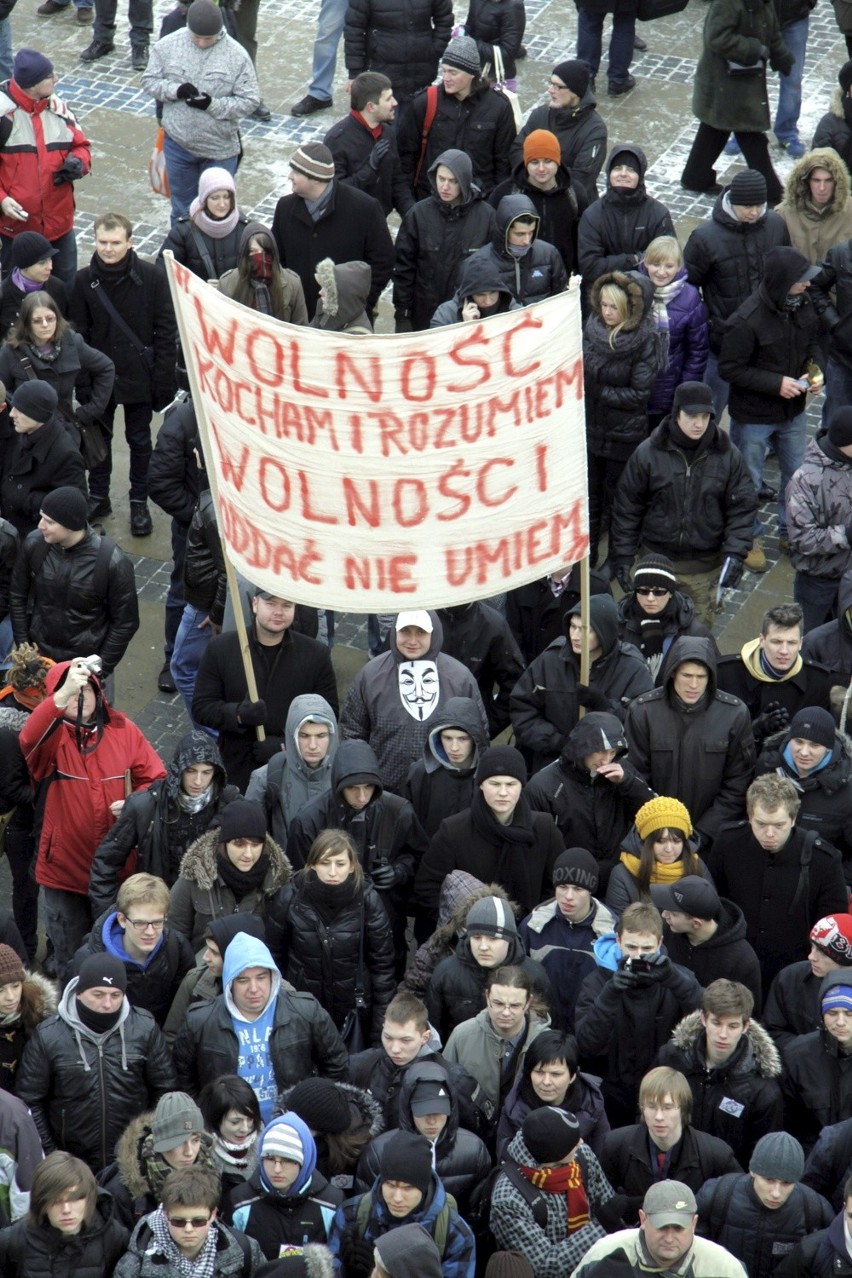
top-left (1, 0), bottom-right (852, 1275)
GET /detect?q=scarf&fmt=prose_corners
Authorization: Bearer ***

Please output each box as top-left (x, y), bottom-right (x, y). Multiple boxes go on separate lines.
top-left (23, 339), bottom-right (58, 364)
top-left (214, 1127), bottom-right (258, 1173)
top-left (351, 109), bottom-right (381, 139)
top-left (518, 1160), bottom-right (589, 1233)
top-left (140, 1132), bottom-right (219, 1202)
top-left (619, 850), bottom-right (686, 885)
top-left (191, 202), bottom-right (240, 239)
top-left (470, 787), bottom-right (537, 848)
top-left (650, 273), bottom-right (683, 338)
top-left (301, 870), bottom-right (359, 923)
top-left (94, 253), bottom-right (132, 281)
top-left (150, 1205), bottom-right (219, 1278)
top-left (741, 636), bottom-right (803, 683)
top-left (176, 785), bottom-right (214, 815)
top-left (249, 249), bottom-right (272, 283)
top-left (216, 849), bottom-right (270, 900)
top-left (10, 267), bottom-right (42, 294)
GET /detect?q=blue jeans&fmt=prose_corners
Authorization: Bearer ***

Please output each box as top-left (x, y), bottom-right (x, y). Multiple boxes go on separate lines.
top-left (774, 17), bottom-right (808, 143)
top-left (577, 8), bottom-right (635, 83)
top-left (162, 136), bottom-right (238, 224)
top-left (0, 20), bottom-right (12, 81)
top-left (703, 350), bottom-right (730, 421)
top-left (729, 413), bottom-right (807, 537)
top-left (307, 0), bottom-right (348, 102)
top-left (171, 604), bottom-right (216, 731)
top-left (794, 571), bottom-right (839, 633)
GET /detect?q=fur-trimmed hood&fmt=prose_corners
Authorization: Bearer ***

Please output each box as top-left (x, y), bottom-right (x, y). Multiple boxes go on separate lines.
top-left (433, 878), bottom-right (519, 950)
top-left (177, 826), bottom-right (292, 892)
top-left (113, 1109), bottom-right (215, 1200)
top-left (312, 257), bottom-right (372, 332)
top-left (669, 1010), bottom-right (782, 1079)
top-left (276, 1079), bottom-right (385, 1139)
top-left (17, 969), bottom-right (58, 1033)
top-left (781, 146), bottom-right (850, 217)
top-left (255, 1245), bottom-right (335, 1278)
top-left (589, 269), bottom-right (653, 331)
top-left (830, 86), bottom-right (847, 120)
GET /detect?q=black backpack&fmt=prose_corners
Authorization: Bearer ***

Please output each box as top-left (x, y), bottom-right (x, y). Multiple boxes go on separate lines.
top-left (467, 1159), bottom-right (549, 1275)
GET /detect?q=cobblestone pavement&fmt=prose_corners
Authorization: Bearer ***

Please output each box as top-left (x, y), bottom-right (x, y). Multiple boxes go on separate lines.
top-left (4, 0), bottom-right (839, 757)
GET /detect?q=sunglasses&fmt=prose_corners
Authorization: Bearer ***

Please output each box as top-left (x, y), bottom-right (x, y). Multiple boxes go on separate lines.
top-left (635, 587), bottom-right (670, 597)
top-left (168, 1216), bottom-right (210, 1229)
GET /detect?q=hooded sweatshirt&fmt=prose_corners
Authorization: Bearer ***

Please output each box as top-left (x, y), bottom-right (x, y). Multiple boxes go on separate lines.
top-left (405, 696), bottom-right (489, 838)
top-left (246, 694), bottom-right (338, 846)
top-left (223, 934), bottom-right (282, 1122)
top-left (475, 193), bottom-right (568, 304)
top-left (375, 1222), bottom-right (443, 1278)
top-left (311, 258), bottom-right (373, 332)
top-left (430, 252), bottom-right (521, 326)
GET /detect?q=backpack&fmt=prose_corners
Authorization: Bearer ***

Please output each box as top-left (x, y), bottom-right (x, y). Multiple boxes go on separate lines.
top-left (355, 1188), bottom-right (459, 1256)
top-left (467, 1158), bottom-right (549, 1274)
top-left (705, 1173), bottom-right (824, 1235)
top-left (26, 531), bottom-right (116, 602)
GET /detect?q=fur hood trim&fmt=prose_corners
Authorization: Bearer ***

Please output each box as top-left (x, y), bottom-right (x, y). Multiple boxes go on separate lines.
top-left (296, 1244), bottom-right (336, 1278)
top-left (276, 1079), bottom-right (385, 1139)
top-left (669, 1010), bottom-right (782, 1078)
top-left (115, 1111), bottom-right (156, 1200)
top-left (315, 257), bottom-right (340, 315)
top-left (831, 86), bottom-right (845, 119)
top-left (590, 270), bottom-right (652, 332)
top-left (781, 146), bottom-right (850, 215)
top-left (435, 881), bottom-right (519, 949)
top-left (19, 969), bottom-right (58, 1032)
top-left (178, 827), bottom-right (292, 891)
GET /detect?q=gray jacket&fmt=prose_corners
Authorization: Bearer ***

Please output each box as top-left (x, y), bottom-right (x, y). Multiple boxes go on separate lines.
top-left (115, 1212), bottom-right (262, 1278)
top-left (245, 694), bottom-right (339, 846)
top-left (787, 434), bottom-right (852, 579)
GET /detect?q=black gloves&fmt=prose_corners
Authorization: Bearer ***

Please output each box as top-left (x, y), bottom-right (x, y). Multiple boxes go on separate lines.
top-left (611, 966), bottom-right (641, 991)
top-left (339, 1227), bottom-right (374, 1278)
top-left (577, 684), bottom-right (610, 712)
top-left (596, 1194), bottom-right (630, 1232)
top-left (394, 313), bottom-right (414, 334)
top-left (252, 737), bottom-right (283, 764)
top-left (369, 136), bottom-right (391, 170)
top-left (644, 951), bottom-right (672, 981)
top-left (236, 697), bottom-right (267, 727)
top-left (753, 700), bottom-right (790, 739)
top-left (176, 82), bottom-right (199, 99)
top-left (53, 155), bottom-right (84, 186)
top-left (187, 92), bottom-right (212, 110)
top-left (719, 557), bottom-right (744, 590)
top-left (371, 861), bottom-right (403, 890)
top-left (615, 563), bottom-right (633, 593)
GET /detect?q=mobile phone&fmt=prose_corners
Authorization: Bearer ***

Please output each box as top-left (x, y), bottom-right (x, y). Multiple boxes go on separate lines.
top-left (624, 957), bottom-right (653, 975)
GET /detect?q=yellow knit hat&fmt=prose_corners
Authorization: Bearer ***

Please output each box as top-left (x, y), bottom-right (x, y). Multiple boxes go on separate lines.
top-left (636, 796), bottom-right (693, 841)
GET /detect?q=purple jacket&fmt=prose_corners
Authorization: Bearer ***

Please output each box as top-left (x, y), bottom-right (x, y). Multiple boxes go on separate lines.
top-left (640, 263), bottom-right (710, 415)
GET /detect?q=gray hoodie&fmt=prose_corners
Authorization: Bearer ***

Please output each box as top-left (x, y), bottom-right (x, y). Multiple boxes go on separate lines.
top-left (246, 694), bottom-right (339, 845)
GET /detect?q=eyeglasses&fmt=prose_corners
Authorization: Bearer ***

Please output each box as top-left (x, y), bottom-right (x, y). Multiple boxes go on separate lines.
top-left (168, 1216), bottom-right (211, 1229)
top-left (547, 80), bottom-right (569, 90)
top-left (489, 998), bottom-right (528, 1013)
top-left (635, 587), bottom-right (670, 597)
top-left (124, 917), bottom-right (166, 932)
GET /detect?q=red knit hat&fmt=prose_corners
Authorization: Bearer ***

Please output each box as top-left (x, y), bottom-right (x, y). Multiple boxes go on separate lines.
top-left (810, 915), bottom-right (852, 966)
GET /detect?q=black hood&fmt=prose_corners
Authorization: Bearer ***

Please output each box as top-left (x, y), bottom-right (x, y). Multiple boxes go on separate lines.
top-left (453, 253), bottom-right (517, 304)
top-left (332, 739), bottom-right (384, 797)
top-left (604, 143), bottom-right (648, 200)
top-left (760, 245), bottom-right (812, 310)
top-left (561, 711), bottom-right (628, 764)
top-left (424, 695), bottom-right (489, 774)
top-left (663, 635), bottom-right (718, 699)
top-left (166, 729), bottom-right (227, 800)
top-left (491, 193), bottom-right (540, 257)
top-left (565, 594), bottom-right (620, 658)
top-left (398, 1059), bottom-right (460, 1145)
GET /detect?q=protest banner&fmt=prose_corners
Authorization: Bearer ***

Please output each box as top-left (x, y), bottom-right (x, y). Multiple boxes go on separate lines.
top-left (164, 256), bottom-right (588, 613)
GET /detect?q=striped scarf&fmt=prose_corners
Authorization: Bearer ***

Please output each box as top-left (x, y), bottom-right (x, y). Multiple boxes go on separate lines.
top-left (518, 1159), bottom-right (590, 1233)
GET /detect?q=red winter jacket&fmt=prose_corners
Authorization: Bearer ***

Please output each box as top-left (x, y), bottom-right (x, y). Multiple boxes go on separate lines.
top-left (0, 79), bottom-right (91, 242)
top-left (21, 662), bottom-right (165, 894)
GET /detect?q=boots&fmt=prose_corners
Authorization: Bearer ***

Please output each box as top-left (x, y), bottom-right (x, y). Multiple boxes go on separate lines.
top-left (130, 500), bottom-right (152, 536)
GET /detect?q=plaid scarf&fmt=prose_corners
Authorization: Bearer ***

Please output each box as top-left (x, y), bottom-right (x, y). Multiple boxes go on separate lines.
top-left (139, 1132), bottom-right (219, 1202)
top-left (150, 1205), bottom-right (219, 1278)
top-left (518, 1160), bottom-right (590, 1233)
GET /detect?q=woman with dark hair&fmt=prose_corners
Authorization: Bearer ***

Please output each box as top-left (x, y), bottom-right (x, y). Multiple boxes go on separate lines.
top-left (0, 942), bottom-right (56, 1092)
top-left (0, 1150), bottom-right (129, 1276)
top-left (605, 795), bottom-right (714, 916)
top-left (198, 1074), bottom-right (263, 1198)
top-left (496, 1029), bottom-right (610, 1158)
top-left (279, 1075), bottom-right (383, 1194)
top-left (0, 291), bottom-right (114, 439)
top-left (219, 223), bottom-right (308, 324)
top-left (266, 830), bottom-right (396, 1044)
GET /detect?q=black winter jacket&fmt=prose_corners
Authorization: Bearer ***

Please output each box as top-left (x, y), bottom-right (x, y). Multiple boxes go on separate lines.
top-left (437, 601), bottom-right (524, 736)
top-left (506, 567), bottom-right (612, 666)
top-left (697, 1174), bottom-right (832, 1277)
top-left (813, 90), bottom-right (852, 181)
top-left (803, 1118), bottom-right (852, 1210)
top-left (192, 623), bottom-right (339, 793)
top-left (0, 332), bottom-right (114, 436)
top-left (464, 0), bottom-right (526, 79)
top-left (763, 959), bottom-right (822, 1051)
top-left (811, 234), bottom-right (852, 373)
top-left (148, 398), bottom-right (204, 528)
top-left (405, 695), bottom-right (489, 838)
top-left (490, 161), bottom-right (585, 275)
top-left (684, 193), bottom-right (791, 351)
top-left (719, 247), bottom-right (820, 424)
top-left (226, 1166), bottom-right (343, 1257)
top-left (344, 0), bottom-right (452, 101)
top-left (393, 149), bottom-right (496, 329)
top-left (174, 986), bottom-right (349, 1096)
top-left (15, 994), bottom-right (176, 1171)
top-left (0, 413), bottom-right (87, 538)
top-left (610, 416), bottom-right (757, 566)
top-left (511, 94), bottom-right (607, 206)
top-left (10, 526), bottom-right (139, 676)
top-left (0, 520), bottom-right (17, 626)
top-left (497, 1069), bottom-right (610, 1159)
top-left (348, 1041), bottom-right (492, 1136)
top-left (157, 213), bottom-right (248, 280)
top-left (426, 933), bottom-right (551, 1040)
top-left (578, 145), bottom-right (675, 286)
top-left (624, 635), bottom-right (756, 842)
top-left (602, 1122), bottom-right (741, 1211)
top-left (182, 488), bottom-right (225, 622)
top-left (73, 910), bottom-right (194, 1027)
top-left (265, 872), bottom-right (396, 1039)
top-left (0, 1191), bottom-right (129, 1278)
top-left (476, 193), bottom-right (568, 305)
top-left (399, 81), bottom-right (517, 201)
top-left (69, 251), bottom-right (177, 408)
top-left (656, 1012), bottom-right (783, 1162)
top-left (757, 728), bottom-right (852, 871)
top-left (662, 898), bottom-right (763, 1013)
top-left (784, 1022), bottom-right (852, 1151)
top-left (511, 594), bottom-right (654, 772)
top-left (802, 571), bottom-right (852, 684)
top-left (0, 273), bottom-right (67, 336)
top-left (776, 1211), bottom-right (852, 1278)
top-left (271, 181), bottom-right (395, 316)
top-left (324, 114), bottom-right (414, 218)
top-left (354, 1059), bottom-right (492, 1212)
top-left (716, 646), bottom-right (834, 743)
top-left (583, 271), bottom-right (666, 460)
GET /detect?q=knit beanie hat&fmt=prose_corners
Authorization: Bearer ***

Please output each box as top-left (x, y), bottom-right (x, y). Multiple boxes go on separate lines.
top-left (465, 895), bottom-right (516, 939)
top-left (522, 1107), bottom-right (580, 1165)
top-left (379, 1132), bottom-right (433, 1196)
top-left (552, 848), bottom-right (599, 893)
top-left (788, 706), bottom-right (836, 750)
top-left (152, 1092), bottom-right (206, 1153)
top-left (290, 142), bottom-right (335, 182)
top-left (485, 1255), bottom-right (535, 1278)
top-left (475, 745), bottom-right (527, 786)
top-left (829, 406), bottom-right (852, 449)
top-left (810, 914), bottom-right (852, 966)
top-left (632, 554), bottom-right (678, 594)
top-left (375, 1225), bottom-right (442, 1278)
top-left (729, 169), bottom-right (767, 206)
top-left (822, 981), bottom-right (852, 1015)
top-left (11, 231), bottom-right (57, 270)
top-left (40, 485), bottom-right (87, 532)
top-left (523, 130), bottom-right (561, 166)
top-left (0, 945), bottom-right (24, 987)
top-left (76, 953), bottom-right (127, 995)
top-left (186, 0), bottom-right (223, 34)
top-left (840, 61), bottom-right (852, 93)
top-left (218, 799), bottom-right (267, 844)
top-left (672, 381), bottom-right (714, 420)
top-left (286, 1078), bottom-right (352, 1134)
top-left (749, 1132), bottom-right (804, 1182)
top-left (635, 795), bottom-right (693, 841)
top-left (551, 59), bottom-right (590, 98)
top-left (262, 1120), bottom-right (304, 1165)
top-left (12, 380), bottom-right (58, 424)
top-left (442, 35), bottom-right (481, 75)
top-left (13, 48), bottom-right (53, 89)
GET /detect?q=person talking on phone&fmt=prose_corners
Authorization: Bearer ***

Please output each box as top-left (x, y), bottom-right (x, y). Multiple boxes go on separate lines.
top-left (430, 254), bottom-right (520, 327)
